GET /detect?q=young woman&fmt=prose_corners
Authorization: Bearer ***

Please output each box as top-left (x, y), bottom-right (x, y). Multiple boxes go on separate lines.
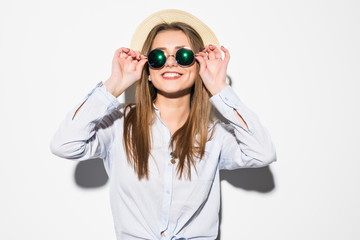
top-left (50, 9), bottom-right (276, 240)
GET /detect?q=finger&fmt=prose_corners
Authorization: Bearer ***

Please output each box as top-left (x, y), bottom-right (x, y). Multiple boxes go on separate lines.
top-left (136, 58), bottom-right (148, 72)
top-left (201, 45), bottom-right (211, 58)
top-left (129, 50), bottom-right (140, 61)
top-left (127, 49), bottom-right (136, 58)
top-left (117, 48), bottom-right (136, 60)
top-left (194, 54), bottom-right (206, 73)
top-left (114, 48), bottom-right (129, 61)
top-left (134, 50), bottom-right (141, 60)
top-left (221, 46), bottom-right (230, 64)
top-left (116, 47), bottom-right (130, 57)
top-left (119, 49), bottom-right (132, 59)
top-left (210, 45), bottom-right (222, 60)
top-left (202, 45), bottom-right (209, 52)
top-left (208, 50), bottom-right (216, 60)
top-left (120, 52), bottom-right (129, 59)
top-left (195, 52), bottom-right (208, 61)
top-left (206, 45), bottom-right (216, 60)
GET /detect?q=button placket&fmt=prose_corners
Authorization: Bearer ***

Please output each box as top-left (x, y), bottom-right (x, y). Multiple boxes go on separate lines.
top-left (160, 148), bottom-right (175, 235)
top-left (154, 105), bottom-right (177, 236)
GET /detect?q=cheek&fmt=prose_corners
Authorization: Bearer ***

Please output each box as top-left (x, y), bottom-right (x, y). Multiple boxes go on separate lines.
top-left (149, 70), bottom-right (157, 81)
top-left (189, 65), bottom-right (198, 82)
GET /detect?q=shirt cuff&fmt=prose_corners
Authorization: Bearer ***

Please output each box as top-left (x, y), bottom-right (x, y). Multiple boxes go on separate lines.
top-left (85, 81), bottom-right (120, 110)
top-left (209, 86), bottom-right (254, 134)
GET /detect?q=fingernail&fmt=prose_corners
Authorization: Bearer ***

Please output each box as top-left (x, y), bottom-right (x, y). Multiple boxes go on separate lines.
top-left (202, 47), bottom-right (205, 51)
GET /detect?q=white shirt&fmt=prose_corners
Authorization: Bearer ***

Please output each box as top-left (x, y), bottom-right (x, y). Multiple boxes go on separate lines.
top-left (50, 82), bottom-right (277, 240)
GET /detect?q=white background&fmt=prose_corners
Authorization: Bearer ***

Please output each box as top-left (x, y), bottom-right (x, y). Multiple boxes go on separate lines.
top-left (1, 0), bottom-right (359, 239)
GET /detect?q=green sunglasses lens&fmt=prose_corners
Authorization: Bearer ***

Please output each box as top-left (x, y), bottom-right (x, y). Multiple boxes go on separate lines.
top-left (176, 48), bottom-right (194, 66)
top-left (148, 49), bottom-right (166, 68)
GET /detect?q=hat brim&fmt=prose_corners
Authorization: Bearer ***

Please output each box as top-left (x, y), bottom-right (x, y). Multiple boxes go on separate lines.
top-left (130, 9), bottom-right (220, 52)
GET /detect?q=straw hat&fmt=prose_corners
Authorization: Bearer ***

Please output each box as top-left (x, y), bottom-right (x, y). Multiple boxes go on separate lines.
top-left (130, 9), bottom-right (220, 52)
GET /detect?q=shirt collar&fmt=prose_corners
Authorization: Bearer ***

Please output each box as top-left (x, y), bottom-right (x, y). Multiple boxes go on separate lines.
top-left (153, 102), bottom-right (160, 112)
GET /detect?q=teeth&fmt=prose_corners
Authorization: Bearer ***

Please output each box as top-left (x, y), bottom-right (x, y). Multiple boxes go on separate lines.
top-left (163, 73), bottom-right (181, 77)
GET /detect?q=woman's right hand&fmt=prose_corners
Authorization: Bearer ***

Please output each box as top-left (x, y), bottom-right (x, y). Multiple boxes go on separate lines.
top-left (104, 47), bottom-right (148, 98)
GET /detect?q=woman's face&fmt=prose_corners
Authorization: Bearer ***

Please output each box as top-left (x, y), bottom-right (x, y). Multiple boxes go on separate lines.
top-left (149, 30), bottom-right (197, 97)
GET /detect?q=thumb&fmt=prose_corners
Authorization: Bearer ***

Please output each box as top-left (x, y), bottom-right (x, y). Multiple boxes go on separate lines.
top-left (136, 58), bottom-right (148, 72)
top-left (195, 55), bottom-right (206, 74)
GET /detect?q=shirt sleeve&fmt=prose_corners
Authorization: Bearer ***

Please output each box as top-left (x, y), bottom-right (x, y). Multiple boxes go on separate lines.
top-left (50, 82), bottom-right (122, 161)
top-left (209, 85), bottom-right (277, 170)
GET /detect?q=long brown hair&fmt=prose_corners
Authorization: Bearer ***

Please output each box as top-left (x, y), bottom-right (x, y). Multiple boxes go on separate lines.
top-left (123, 22), bottom-right (216, 180)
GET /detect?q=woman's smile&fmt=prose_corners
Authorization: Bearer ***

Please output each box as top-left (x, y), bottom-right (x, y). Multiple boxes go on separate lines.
top-left (161, 71), bottom-right (183, 80)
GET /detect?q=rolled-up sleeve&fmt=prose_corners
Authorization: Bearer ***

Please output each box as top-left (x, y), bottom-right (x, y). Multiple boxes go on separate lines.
top-left (50, 82), bottom-right (121, 161)
top-left (210, 86), bottom-right (277, 169)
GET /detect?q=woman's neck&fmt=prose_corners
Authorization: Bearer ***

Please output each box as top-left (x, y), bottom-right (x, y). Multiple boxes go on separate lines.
top-left (154, 92), bottom-right (191, 135)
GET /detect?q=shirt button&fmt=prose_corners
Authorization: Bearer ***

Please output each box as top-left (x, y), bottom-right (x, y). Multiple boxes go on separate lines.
top-left (166, 190), bottom-right (170, 194)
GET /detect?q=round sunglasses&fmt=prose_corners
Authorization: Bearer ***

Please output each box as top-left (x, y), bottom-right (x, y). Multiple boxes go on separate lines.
top-left (147, 47), bottom-right (195, 69)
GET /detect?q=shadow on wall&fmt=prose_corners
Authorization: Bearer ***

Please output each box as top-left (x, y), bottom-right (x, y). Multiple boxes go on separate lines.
top-left (73, 76), bottom-right (276, 239)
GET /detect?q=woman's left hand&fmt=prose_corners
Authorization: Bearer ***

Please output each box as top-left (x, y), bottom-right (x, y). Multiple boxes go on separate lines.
top-left (195, 45), bottom-right (230, 96)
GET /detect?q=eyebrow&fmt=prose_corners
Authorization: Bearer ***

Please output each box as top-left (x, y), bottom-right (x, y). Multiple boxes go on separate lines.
top-left (154, 45), bottom-right (186, 50)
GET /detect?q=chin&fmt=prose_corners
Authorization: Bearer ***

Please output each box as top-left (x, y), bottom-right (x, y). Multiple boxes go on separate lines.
top-left (156, 85), bottom-right (194, 98)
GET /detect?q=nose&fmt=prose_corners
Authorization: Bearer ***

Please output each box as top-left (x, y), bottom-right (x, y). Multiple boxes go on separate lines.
top-left (165, 54), bottom-right (178, 67)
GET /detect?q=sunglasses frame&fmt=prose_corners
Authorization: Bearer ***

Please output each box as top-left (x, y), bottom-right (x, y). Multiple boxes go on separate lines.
top-left (147, 47), bottom-right (196, 69)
